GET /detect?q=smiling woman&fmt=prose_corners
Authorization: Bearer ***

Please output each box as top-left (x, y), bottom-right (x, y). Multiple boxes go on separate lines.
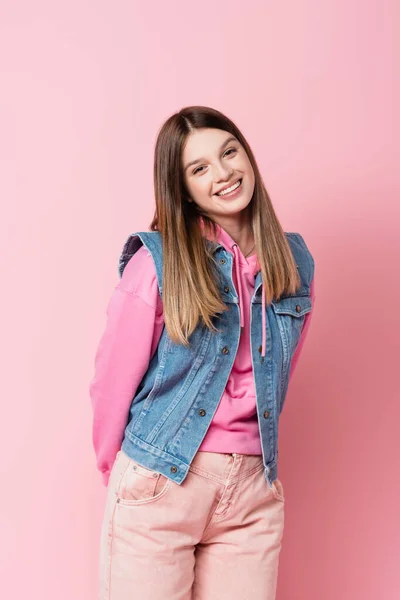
top-left (149, 107), bottom-right (305, 351)
top-left (182, 129), bottom-right (255, 218)
top-left (92, 105), bottom-right (316, 600)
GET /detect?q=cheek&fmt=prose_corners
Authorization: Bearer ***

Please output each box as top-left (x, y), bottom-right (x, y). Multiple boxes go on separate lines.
top-left (243, 158), bottom-right (254, 178)
top-left (192, 179), bottom-right (214, 201)
top-left (244, 163), bottom-right (255, 189)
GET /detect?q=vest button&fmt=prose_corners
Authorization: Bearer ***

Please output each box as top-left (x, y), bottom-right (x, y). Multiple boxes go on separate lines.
top-left (170, 466), bottom-right (177, 473)
top-left (224, 286), bottom-right (230, 293)
top-left (296, 305), bottom-right (301, 312)
top-left (263, 410), bottom-right (270, 418)
top-left (198, 408), bottom-right (206, 416)
top-left (258, 345), bottom-right (262, 353)
top-left (219, 258), bottom-right (226, 264)
top-left (222, 346), bottom-right (229, 354)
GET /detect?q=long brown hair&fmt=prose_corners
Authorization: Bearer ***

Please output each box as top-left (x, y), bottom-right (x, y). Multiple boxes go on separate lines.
top-left (149, 105), bottom-right (301, 346)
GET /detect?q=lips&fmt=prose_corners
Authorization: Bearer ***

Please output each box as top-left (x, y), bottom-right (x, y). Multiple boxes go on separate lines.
top-left (214, 178), bottom-right (242, 196)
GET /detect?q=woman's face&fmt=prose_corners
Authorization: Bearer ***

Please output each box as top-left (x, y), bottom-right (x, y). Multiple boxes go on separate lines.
top-left (181, 128), bottom-right (255, 224)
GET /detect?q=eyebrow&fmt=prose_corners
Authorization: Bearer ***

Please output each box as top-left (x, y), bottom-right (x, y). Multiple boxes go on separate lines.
top-left (184, 136), bottom-right (238, 172)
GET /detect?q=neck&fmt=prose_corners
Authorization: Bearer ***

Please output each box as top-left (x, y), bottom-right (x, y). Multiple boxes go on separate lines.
top-left (225, 226), bottom-right (255, 258)
top-left (206, 219), bottom-right (254, 255)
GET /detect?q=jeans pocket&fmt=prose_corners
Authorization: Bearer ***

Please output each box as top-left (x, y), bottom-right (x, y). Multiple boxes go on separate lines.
top-left (117, 458), bottom-right (170, 506)
top-left (271, 478), bottom-right (285, 502)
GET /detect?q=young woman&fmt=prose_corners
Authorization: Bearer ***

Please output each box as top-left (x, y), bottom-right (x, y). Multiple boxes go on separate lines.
top-left (90, 105), bottom-right (316, 600)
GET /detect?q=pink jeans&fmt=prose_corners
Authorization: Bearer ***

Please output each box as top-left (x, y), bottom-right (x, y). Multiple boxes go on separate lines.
top-left (98, 449), bottom-right (285, 600)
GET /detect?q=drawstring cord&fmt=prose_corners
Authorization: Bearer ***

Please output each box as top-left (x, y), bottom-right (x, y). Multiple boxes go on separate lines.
top-left (232, 244), bottom-right (266, 363)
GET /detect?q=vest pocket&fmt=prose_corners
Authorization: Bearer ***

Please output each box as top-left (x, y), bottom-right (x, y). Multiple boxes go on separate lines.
top-left (271, 294), bottom-right (312, 351)
top-left (271, 294), bottom-right (312, 318)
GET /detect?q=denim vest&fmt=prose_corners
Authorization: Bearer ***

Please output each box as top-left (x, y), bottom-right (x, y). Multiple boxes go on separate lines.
top-left (117, 231), bottom-right (314, 489)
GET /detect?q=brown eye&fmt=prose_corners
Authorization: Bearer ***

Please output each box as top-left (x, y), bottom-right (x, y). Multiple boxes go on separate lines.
top-left (193, 166), bottom-right (204, 175)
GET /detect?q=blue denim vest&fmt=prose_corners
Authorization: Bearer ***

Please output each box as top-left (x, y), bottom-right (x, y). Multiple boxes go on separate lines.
top-left (117, 231), bottom-right (314, 489)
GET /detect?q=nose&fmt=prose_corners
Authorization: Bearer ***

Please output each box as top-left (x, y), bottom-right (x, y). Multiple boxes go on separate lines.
top-left (213, 162), bottom-right (234, 182)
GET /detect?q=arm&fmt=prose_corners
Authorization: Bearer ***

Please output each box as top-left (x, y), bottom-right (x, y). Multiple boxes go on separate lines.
top-left (289, 276), bottom-right (316, 379)
top-left (89, 247), bottom-right (164, 486)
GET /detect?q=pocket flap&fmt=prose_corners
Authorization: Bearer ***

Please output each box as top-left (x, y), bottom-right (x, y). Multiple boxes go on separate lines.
top-left (271, 295), bottom-right (312, 317)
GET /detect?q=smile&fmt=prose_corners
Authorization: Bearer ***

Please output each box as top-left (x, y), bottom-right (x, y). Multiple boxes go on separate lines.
top-left (215, 179), bottom-right (242, 197)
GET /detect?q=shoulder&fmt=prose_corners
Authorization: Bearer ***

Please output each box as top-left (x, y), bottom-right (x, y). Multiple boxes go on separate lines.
top-left (117, 245), bottom-right (159, 303)
top-left (285, 231), bottom-right (309, 250)
top-left (118, 231), bottom-right (162, 275)
top-left (284, 231), bottom-right (315, 290)
top-left (285, 231), bottom-right (314, 265)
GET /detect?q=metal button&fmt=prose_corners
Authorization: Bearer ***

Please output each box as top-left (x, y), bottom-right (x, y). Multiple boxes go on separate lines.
top-left (219, 258), bottom-right (226, 264)
top-left (152, 472), bottom-right (158, 478)
top-left (170, 466), bottom-right (177, 473)
top-left (296, 305), bottom-right (301, 312)
top-left (198, 408), bottom-right (206, 417)
top-left (224, 286), bottom-right (230, 293)
top-left (222, 346), bottom-right (229, 354)
top-left (263, 410), bottom-right (270, 418)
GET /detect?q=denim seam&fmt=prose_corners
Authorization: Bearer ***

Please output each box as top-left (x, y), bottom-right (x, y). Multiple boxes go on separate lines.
top-left (106, 457), bottom-right (131, 599)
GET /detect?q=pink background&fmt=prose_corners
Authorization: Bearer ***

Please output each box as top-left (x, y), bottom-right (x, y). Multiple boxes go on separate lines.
top-left (1, 1), bottom-right (399, 599)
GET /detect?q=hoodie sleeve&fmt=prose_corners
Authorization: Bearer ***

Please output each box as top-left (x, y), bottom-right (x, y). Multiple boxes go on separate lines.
top-left (288, 276), bottom-right (316, 380)
top-left (89, 246), bottom-right (164, 486)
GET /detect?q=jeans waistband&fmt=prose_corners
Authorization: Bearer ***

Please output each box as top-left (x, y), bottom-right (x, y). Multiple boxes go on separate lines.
top-left (188, 450), bottom-right (264, 485)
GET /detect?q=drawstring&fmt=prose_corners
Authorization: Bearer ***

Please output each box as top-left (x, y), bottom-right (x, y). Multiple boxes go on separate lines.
top-left (256, 255), bottom-right (266, 360)
top-left (261, 282), bottom-right (266, 361)
top-left (232, 245), bottom-right (244, 329)
top-left (232, 245), bottom-right (266, 362)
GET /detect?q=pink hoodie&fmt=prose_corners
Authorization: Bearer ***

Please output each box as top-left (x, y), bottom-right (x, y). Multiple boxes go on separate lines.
top-left (89, 226), bottom-right (316, 485)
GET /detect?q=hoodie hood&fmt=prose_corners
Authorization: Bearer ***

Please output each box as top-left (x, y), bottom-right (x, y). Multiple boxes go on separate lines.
top-left (200, 218), bottom-right (267, 360)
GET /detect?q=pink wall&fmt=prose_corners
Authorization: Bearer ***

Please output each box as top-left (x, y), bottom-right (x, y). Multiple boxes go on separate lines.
top-left (1, 1), bottom-right (399, 598)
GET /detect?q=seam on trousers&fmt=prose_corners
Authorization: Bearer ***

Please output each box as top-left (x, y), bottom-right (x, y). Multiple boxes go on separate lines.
top-left (104, 456), bottom-right (131, 599)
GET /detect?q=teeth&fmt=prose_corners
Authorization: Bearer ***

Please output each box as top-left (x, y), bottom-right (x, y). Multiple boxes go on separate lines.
top-left (217, 179), bottom-right (241, 196)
